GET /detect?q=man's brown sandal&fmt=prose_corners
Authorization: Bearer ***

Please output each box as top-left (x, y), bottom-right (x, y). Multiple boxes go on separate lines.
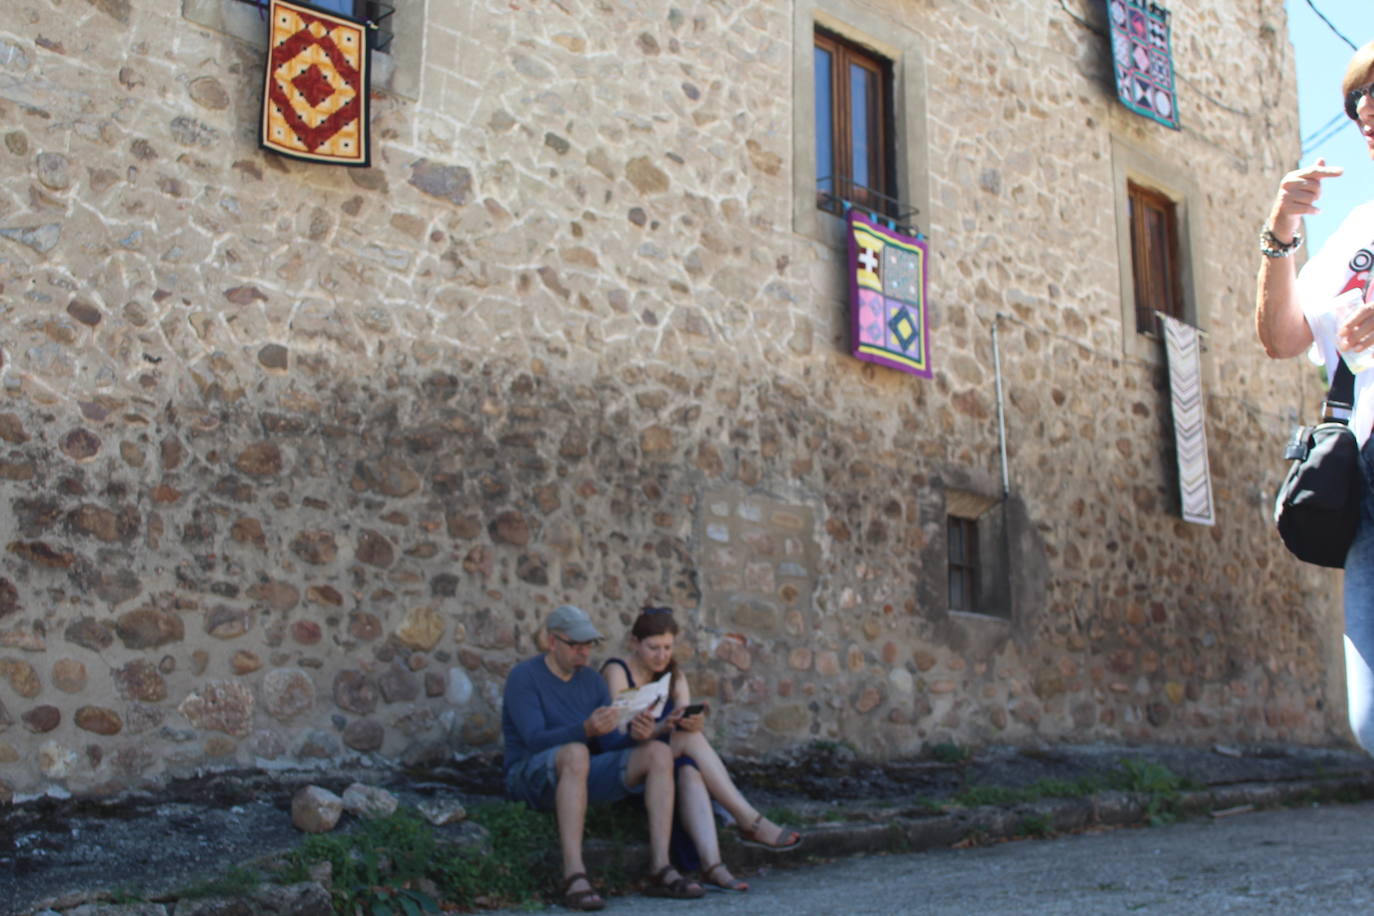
top-left (643, 864), bottom-right (705, 899)
top-left (702, 861), bottom-right (749, 892)
top-left (560, 872), bottom-right (605, 911)
top-left (737, 813), bottom-right (802, 850)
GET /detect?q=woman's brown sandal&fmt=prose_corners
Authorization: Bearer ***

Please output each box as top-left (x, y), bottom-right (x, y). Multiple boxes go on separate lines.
top-left (702, 861), bottom-right (749, 892)
top-left (560, 872), bottom-right (605, 911)
top-left (643, 864), bottom-right (705, 899)
top-left (737, 813), bottom-right (802, 851)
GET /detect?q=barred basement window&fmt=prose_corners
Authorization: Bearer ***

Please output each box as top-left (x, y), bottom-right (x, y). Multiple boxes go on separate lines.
top-left (945, 489), bottom-right (1009, 619)
top-left (947, 514), bottom-right (979, 613)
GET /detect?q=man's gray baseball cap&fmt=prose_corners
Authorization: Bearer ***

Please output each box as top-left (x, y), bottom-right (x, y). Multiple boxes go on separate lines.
top-left (546, 604), bottom-right (602, 642)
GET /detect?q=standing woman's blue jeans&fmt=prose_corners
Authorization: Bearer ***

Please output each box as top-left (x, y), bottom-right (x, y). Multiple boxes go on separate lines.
top-left (1344, 438), bottom-right (1374, 754)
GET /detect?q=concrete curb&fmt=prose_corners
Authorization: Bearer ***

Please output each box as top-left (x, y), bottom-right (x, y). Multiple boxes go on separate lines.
top-left (588, 769), bottom-right (1374, 877)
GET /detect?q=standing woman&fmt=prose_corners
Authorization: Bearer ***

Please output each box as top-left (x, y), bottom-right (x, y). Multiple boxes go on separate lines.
top-left (602, 607), bottom-right (802, 892)
top-left (1256, 40), bottom-right (1374, 754)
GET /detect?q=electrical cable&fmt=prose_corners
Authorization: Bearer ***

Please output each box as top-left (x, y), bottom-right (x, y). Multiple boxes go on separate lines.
top-left (1303, 109), bottom-right (1348, 147)
top-left (1303, 0), bottom-right (1358, 51)
top-left (1302, 114), bottom-right (1355, 155)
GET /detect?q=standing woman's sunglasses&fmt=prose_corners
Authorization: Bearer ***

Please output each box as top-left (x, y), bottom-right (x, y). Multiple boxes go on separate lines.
top-left (1346, 83), bottom-right (1374, 120)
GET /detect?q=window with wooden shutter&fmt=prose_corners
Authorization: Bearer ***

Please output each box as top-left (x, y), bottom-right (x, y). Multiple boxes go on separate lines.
top-left (1127, 180), bottom-right (1184, 334)
top-left (814, 28), bottom-right (894, 218)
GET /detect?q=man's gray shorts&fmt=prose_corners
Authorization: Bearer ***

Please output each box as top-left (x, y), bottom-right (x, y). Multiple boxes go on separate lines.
top-left (505, 744), bottom-right (642, 811)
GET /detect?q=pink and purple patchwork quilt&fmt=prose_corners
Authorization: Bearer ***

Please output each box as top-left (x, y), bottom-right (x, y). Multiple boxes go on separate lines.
top-left (848, 211), bottom-right (931, 378)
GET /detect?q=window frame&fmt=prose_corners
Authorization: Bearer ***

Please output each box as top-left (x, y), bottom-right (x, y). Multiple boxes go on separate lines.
top-left (790, 2), bottom-right (930, 249)
top-left (1127, 180), bottom-right (1184, 334)
top-left (813, 28), bottom-right (895, 220)
top-left (1109, 135), bottom-right (1210, 365)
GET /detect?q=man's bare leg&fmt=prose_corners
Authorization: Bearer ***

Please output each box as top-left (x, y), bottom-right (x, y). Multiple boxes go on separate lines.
top-left (553, 743), bottom-right (601, 903)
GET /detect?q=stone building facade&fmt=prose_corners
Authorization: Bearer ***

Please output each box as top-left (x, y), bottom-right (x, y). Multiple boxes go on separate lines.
top-left (0, 0), bottom-right (1347, 800)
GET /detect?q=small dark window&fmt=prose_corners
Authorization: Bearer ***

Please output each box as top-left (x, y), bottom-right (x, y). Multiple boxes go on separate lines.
top-left (814, 29), bottom-right (894, 218)
top-left (1127, 180), bottom-right (1183, 334)
top-left (947, 515), bottom-right (979, 613)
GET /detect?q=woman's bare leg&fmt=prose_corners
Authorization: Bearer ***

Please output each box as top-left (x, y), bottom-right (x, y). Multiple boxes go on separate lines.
top-left (676, 763), bottom-right (745, 889)
top-left (668, 730), bottom-right (752, 821)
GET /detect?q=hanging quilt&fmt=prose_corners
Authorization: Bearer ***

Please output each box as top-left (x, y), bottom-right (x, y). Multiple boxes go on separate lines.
top-left (1160, 315), bottom-right (1215, 526)
top-left (260, 0), bottom-right (371, 166)
top-left (1107, 0), bottom-right (1179, 131)
top-left (847, 211), bottom-right (931, 378)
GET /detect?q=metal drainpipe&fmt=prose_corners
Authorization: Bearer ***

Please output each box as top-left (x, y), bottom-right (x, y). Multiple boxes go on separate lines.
top-left (992, 315), bottom-right (1010, 499)
top-left (992, 314), bottom-right (1014, 624)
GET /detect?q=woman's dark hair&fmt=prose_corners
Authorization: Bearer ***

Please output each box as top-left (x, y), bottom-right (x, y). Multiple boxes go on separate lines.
top-left (632, 606), bottom-right (680, 696)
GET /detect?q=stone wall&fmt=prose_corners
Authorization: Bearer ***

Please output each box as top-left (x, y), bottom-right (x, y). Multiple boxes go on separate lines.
top-left (0, 0), bottom-right (1346, 801)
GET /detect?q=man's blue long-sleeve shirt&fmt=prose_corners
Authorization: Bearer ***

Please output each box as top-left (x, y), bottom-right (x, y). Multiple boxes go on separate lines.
top-left (501, 655), bottom-right (632, 775)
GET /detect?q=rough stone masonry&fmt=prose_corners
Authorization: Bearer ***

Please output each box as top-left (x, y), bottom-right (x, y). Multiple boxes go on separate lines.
top-left (0, 0), bottom-right (1347, 802)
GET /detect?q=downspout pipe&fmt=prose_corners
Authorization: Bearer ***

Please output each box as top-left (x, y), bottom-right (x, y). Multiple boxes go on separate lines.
top-left (992, 315), bottom-right (1010, 500)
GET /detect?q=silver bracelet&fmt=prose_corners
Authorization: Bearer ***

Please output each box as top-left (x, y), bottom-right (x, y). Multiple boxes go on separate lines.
top-left (1260, 227), bottom-right (1303, 258)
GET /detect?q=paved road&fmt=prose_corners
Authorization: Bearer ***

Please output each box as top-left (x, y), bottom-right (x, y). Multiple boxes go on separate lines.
top-left (510, 801), bottom-right (1374, 915)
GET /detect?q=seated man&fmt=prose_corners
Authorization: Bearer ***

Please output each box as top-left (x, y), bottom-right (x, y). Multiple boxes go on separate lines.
top-left (502, 604), bottom-right (704, 911)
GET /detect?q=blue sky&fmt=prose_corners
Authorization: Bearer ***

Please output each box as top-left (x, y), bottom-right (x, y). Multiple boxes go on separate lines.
top-left (1287, 0), bottom-right (1370, 250)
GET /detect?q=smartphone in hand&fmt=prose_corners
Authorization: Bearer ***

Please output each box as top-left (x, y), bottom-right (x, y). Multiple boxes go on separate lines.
top-left (680, 702), bottom-right (705, 716)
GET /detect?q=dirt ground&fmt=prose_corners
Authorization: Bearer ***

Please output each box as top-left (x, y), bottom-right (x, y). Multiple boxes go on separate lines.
top-left (6, 743), bottom-right (1372, 915)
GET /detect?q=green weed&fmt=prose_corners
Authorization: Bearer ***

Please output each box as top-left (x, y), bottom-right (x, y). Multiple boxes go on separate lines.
top-left (929, 742), bottom-right (971, 764)
top-left (1030, 776), bottom-right (1101, 798)
top-left (952, 785), bottom-right (1031, 807)
top-left (437, 801), bottom-right (558, 910)
top-left (761, 804), bottom-right (807, 828)
top-left (909, 797), bottom-right (944, 816)
top-left (1112, 758), bottom-right (1192, 825)
top-left (950, 774), bottom-right (1102, 809)
top-left (287, 807), bottom-right (443, 915)
top-left (175, 866), bottom-right (264, 900)
top-left (106, 883), bottom-right (146, 904)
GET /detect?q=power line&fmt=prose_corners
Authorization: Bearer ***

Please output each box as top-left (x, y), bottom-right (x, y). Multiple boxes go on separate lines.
top-left (1304, 0), bottom-right (1357, 51)
top-left (1302, 109), bottom-right (1348, 147)
top-left (1303, 112), bottom-right (1354, 155)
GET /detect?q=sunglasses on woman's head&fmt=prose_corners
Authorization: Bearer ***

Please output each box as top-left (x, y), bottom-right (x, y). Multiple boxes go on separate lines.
top-left (643, 606), bottom-right (673, 615)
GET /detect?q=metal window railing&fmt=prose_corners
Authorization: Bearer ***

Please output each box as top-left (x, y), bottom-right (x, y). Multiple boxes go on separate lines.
top-left (236, 0), bottom-right (395, 51)
top-left (817, 176), bottom-right (922, 239)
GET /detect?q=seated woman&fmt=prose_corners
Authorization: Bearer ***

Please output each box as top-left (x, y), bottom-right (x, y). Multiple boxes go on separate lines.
top-left (601, 606), bottom-right (803, 892)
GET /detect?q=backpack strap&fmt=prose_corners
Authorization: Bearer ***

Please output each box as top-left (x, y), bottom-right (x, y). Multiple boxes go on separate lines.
top-left (1322, 357), bottom-right (1355, 423)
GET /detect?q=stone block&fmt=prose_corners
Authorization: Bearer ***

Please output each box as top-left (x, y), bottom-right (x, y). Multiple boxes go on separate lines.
top-left (418, 798), bottom-right (467, 826)
top-left (342, 782), bottom-right (399, 818)
top-left (264, 669), bottom-right (316, 721)
top-left (113, 610), bottom-right (182, 650)
top-left (395, 605), bottom-right (444, 651)
top-left (178, 681), bottom-right (255, 737)
top-left (378, 664), bottom-right (419, 703)
top-left (113, 659), bottom-right (166, 702)
top-left (292, 786), bottom-right (344, 833)
top-left (342, 718), bottom-right (384, 752)
top-left (22, 705), bottom-right (60, 733)
top-left (1, 659), bottom-right (40, 698)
